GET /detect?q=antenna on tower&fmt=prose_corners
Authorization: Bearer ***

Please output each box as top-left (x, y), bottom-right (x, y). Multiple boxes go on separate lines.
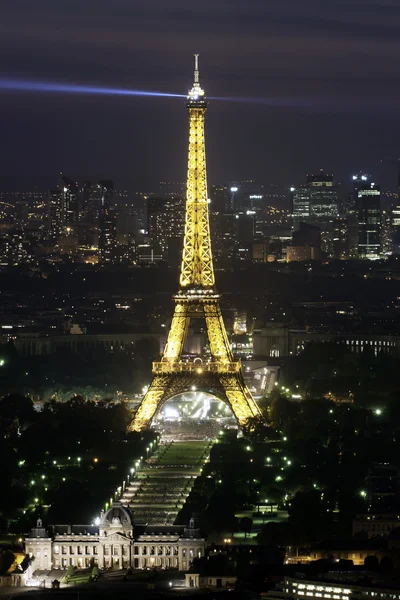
top-left (194, 54), bottom-right (200, 85)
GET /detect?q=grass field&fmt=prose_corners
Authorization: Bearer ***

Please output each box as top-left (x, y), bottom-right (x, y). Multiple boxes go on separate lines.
top-left (157, 441), bottom-right (209, 466)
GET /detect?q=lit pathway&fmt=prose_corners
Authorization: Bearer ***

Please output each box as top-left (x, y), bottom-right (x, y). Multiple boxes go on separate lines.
top-left (120, 440), bottom-right (212, 526)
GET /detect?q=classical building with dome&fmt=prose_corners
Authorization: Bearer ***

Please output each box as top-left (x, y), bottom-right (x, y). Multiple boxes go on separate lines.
top-left (24, 502), bottom-right (205, 572)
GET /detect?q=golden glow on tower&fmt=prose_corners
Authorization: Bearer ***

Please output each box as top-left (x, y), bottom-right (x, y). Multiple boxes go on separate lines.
top-left (129, 56), bottom-right (261, 432)
top-left (180, 56), bottom-right (214, 288)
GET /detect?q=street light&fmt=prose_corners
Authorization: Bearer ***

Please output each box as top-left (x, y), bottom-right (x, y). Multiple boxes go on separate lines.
top-left (360, 490), bottom-right (367, 498)
top-left (375, 408), bottom-right (382, 416)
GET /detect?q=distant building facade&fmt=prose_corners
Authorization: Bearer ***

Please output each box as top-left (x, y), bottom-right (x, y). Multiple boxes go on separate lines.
top-left (356, 179), bottom-right (381, 259)
top-left (24, 503), bottom-right (205, 572)
top-left (292, 170), bottom-right (339, 256)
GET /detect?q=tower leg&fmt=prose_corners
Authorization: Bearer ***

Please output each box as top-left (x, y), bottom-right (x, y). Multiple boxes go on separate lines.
top-left (204, 302), bottom-right (233, 363)
top-left (128, 375), bottom-right (170, 431)
top-left (219, 374), bottom-right (261, 426)
top-left (162, 303), bottom-right (190, 363)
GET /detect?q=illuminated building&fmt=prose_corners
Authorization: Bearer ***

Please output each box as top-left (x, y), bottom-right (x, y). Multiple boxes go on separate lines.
top-left (356, 178), bottom-right (381, 259)
top-left (287, 222), bottom-right (322, 262)
top-left (48, 188), bottom-right (63, 238)
top-left (269, 576), bottom-right (400, 598)
top-left (24, 505), bottom-right (204, 572)
top-left (129, 56), bottom-right (261, 431)
top-left (147, 196), bottom-right (185, 265)
top-left (210, 185), bottom-right (229, 214)
top-left (252, 241), bottom-right (269, 262)
top-left (98, 181), bottom-right (117, 265)
top-left (292, 170), bottom-right (339, 256)
top-left (254, 323), bottom-right (400, 358)
top-left (1, 229), bottom-right (30, 266)
top-left (60, 173), bottom-right (79, 228)
top-left (78, 180), bottom-right (104, 246)
top-left (353, 513), bottom-right (400, 538)
top-left (332, 216), bottom-right (349, 259)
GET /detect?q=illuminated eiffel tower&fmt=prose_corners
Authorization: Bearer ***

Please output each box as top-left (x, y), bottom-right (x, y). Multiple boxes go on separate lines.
top-left (129, 56), bottom-right (261, 431)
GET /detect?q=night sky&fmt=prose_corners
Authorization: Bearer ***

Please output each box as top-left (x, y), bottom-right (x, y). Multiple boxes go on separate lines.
top-left (1, 0), bottom-right (400, 188)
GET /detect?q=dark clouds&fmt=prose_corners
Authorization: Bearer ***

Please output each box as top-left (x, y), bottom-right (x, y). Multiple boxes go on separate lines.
top-left (1, 0), bottom-right (400, 186)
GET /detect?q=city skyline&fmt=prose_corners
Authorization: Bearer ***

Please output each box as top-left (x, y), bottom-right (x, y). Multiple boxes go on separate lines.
top-left (2, 1), bottom-right (400, 186)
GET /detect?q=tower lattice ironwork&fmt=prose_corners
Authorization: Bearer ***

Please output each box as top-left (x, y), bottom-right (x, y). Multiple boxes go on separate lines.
top-left (129, 56), bottom-right (261, 431)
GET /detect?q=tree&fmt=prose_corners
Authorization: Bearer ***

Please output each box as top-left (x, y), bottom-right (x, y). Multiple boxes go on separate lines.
top-left (0, 550), bottom-right (15, 574)
top-left (364, 555), bottom-right (379, 571)
top-left (239, 516), bottom-right (253, 538)
top-left (0, 394), bottom-right (35, 428)
top-left (258, 521), bottom-right (294, 546)
top-left (91, 566), bottom-right (99, 581)
top-left (380, 556), bottom-right (394, 574)
top-left (65, 565), bottom-right (74, 582)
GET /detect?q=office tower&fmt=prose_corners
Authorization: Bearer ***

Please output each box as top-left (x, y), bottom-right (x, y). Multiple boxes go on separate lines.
top-left (391, 204), bottom-right (400, 254)
top-left (98, 181), bottom-right (117, 264)
top-left (292, 170), bottom-right (339, 256)
top-left (60, 173), bottom-right (79, 227)
top-left (355, 178), bottom-right (381, 259)
top-left (210, 185), bottom-right (229, 214)
top-left (332, 217), bottom-right (349, 260)
top-left (48, 188), bottom-right (63, 238)
top-left (15, 201), bottom-right (29, 229)
top-left (147, 196), bottom-right (185, 263)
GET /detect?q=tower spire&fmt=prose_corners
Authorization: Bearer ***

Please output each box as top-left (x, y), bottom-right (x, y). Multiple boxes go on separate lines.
top-left (194, 53), bottom-right (199, 85)
top-left (188, 53), bottom-right (205, 102)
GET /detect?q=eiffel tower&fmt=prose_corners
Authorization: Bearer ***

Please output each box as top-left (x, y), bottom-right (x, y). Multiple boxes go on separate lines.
top-left (129, 56), bottom-right (261, 431)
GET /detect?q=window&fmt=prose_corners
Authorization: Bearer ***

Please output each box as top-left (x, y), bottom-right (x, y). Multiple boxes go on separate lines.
top-left (54, 546), bottom-right (60, 554)
top-left (113, 547), bottom-right (119, 556)
top-left (150, 546), bottom-right (155, 555)
top-left (122, 546), bottom-right (128, 556)
top-left (104, 547), bottom-right (110, 556)
top-left (158, 546), bottom-right (163, 556)
top-left (93, 547), bottom-right (98, 555)
top-left (134, 547), bottom-right (139, 555)
top-left (62, 546), bottom-right (67, 555)
top-left (182, 549), bottom-right (186, 558)
top-left (85, 546), bottom-right (90, 555)
top-left (69, 546), bottom-right (74, 554)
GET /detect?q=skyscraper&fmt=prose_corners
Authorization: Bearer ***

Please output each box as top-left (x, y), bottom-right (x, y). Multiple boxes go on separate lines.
top-left (292, 170), bottom-right (339, 256)
top-left (48, 188), bottom-right (63, 238)
top-left (60, 173), bottom-right (79, 228)
top-left (356, 178), bottom-right (381, 259)
top-left (98, 180), bottom-right (117, 265)
top-left (147, 196), bottom-right (185, 264)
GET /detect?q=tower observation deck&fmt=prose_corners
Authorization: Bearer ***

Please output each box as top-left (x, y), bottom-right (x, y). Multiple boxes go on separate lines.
top-left (129, 56), bottom-right (261, 431)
